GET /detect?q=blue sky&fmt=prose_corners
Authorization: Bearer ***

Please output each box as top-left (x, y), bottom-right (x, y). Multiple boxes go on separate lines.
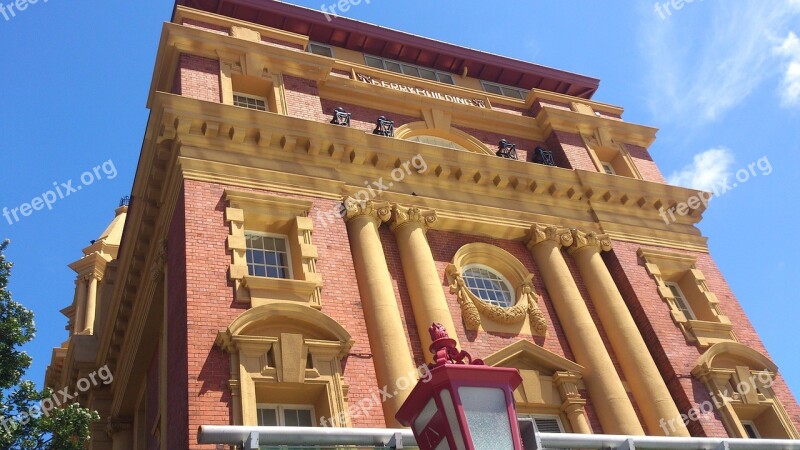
top-left (2, 0), bottom-right (799, 409)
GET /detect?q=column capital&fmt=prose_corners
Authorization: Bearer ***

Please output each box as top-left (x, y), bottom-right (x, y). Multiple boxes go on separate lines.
top-left (106, 417), bottom-right (132, 437)
top-left (568, 229), bottom-right (613, 254)
top-left (388, 206), bottom-right (437, 233)
top-left (343, 198), bottom-right (392, 226)
top-left (527, 224), bottom-right (573, 250)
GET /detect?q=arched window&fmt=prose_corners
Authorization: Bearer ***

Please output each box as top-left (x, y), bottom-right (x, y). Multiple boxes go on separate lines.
top-left (216, 304), bottom-right (354, 427)
top-left (461, 264), bottom-right (514, 308)
top-left (406, 135), bottom-right (466, 151)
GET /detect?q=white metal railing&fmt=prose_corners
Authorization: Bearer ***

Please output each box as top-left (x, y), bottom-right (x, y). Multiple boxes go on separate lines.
top-left (198, 424), bottom-right (800, 449)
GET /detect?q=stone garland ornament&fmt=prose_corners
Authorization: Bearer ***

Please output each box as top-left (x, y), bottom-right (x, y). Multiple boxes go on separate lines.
top-left (446, 265), bottom-right (548, 335)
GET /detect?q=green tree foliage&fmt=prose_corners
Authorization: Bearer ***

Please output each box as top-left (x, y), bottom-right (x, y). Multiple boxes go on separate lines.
top-left (0, 241), bottom-right (99, 449)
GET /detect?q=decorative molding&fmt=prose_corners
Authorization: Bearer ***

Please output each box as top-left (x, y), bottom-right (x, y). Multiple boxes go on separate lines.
top-left (149, 240), bottom-right (168, 282)
top-left (342, 198), bottom-right (391, 227)
top-left (568, 229), bottom-right (612, 254)
top-left (527, 224), bottom-right (574, 250)
top-left (447, 243), bottom-right (547, 336)
top-left (388, 206), bottom-right (437, 233)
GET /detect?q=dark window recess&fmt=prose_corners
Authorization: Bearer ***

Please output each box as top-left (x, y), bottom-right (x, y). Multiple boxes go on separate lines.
top-left (534, 147), bottom-right (556, 166)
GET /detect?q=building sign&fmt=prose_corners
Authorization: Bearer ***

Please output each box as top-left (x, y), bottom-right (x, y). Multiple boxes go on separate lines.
top-left (356, 73), bottom-right (487, 108)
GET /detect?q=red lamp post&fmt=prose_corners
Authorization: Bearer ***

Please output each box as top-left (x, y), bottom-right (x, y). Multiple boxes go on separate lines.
top-left (396, 324), bottom-right (523, 450)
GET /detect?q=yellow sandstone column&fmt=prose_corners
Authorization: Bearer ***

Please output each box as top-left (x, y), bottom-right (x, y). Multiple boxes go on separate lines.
top-left (527, 224), bottom-right (643, 435)
top-left (568, 230), bottom-right (689, 436)
top-left (344, 200), bottom-right (417, 427)
top-left (84, 274), bottom-right (100, 335)
top-left (73, 277), bottom-right (88, 335)
top-left (389, 206), bottom-right (459, 362)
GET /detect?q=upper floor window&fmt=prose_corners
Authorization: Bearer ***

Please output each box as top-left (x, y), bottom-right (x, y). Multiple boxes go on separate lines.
top-left (245, 233), bottom-right (292, 279)
top-left (407, 135), bottom-right (467, 151)
top-left (601, 162), bottom-right (617, 175)
top-left (364, 55), bottom-right (455, 85)
top-left (741, 421), bottom-right (761, 439)
top-left (258, 404), bottom-right (315, 427)
top-left (307, 42), bottom-right (334, 57)
top-left (461, 265), bottom-right (514, 308)
top-left (233, 93), bottom-right (268, 112)
top-left (665, 282), bottom-right (696, 320)
top-left (481, 81), bottom-right (529, 100)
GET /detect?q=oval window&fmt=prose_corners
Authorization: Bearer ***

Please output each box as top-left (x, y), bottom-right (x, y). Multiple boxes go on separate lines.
top-left (461, 265), bottom-right (515, 308)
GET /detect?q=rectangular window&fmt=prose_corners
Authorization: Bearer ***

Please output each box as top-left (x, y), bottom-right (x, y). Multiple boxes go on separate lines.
top-left (245, 233), bottom-right (292, 279)
top-left (666, 282), bottom-right (696, 320)
top-left (519, 414), bottom-right (564, 433)
top-left (602, 162), bottom-right (617, 175)
top-left (362, 55), bottom-right (456, 85)
top-left (481, 81), bottom-right (529, 100)
top-left (257, 405), bottom-right (315, 427)
top-left (741, 421), bottom-right (761, 439)
top-left (233, 93), bottom-right (268, 112)
top-left (307, 42), bottom-right (334, 58)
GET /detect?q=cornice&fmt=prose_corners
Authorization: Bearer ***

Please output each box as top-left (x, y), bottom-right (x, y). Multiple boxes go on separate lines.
top-left (536, 106), bottom-right (658, 148)
top-left (148, 92), bottom-right (707, 250)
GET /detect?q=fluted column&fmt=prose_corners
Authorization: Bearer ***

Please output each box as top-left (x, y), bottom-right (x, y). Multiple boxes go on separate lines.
top-left (344, 200), bottom-right (417, 427)
top-left (74, 276), bottom-right (89, 334)
top-left (526, 224), bottom-right (643, 435)
top-left (84, 274), bottom-right (100, 335)
top-left (389, 206), bottom-right (458, 362)
top-left (568, 230), bottom-right (689, 436)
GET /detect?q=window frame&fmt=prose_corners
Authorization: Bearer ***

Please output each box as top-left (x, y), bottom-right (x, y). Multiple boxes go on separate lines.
top-left (244, 231), bottom-right (294, 280)
top-left (233, 92), bottom-right (269, 112)
top-left (257, 403), bottom-right (316, 427)
top-left (601, 162), bottom-right (617, 175)
top-left (363, 54), bottom-right (456, 85)
top-left (741, 420), bottom-right (761, 439)
top-left (461, 263), bottom-right (516, 308)
top-left (518, 413), bottom-right (565, 433)
top-left (481, 81), bottom-right (529, 100)
top-left (307, 42), bottom-right (334, 58)
top-left (665, 281), bottom-right (696, 321)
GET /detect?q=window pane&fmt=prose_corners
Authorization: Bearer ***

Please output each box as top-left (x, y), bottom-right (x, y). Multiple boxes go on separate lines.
top-left (502, 87), bottom-right (524, 99)
top-left (385, 61), bottom-right (402, 73)
top-left (309, 43), bottom-right (333, 57)
top-left (419, 68), bottom-right (437, 81)
top-left (284, 409), bottom-right (299, 427)
top-left (365, 55), bottom-right (384, 68)
top-left (258, 408), bottom-right (278, 427)
top-left (253, 266), bottom-right (266, 277)
top-left (438, 73), bottom-right (455, 85)
top-left (298, 410), bottom-right (313, 427)
top-left (401, 65), bottom-right (421, 77)
top-left (483, 83), bottom-right (503, 95)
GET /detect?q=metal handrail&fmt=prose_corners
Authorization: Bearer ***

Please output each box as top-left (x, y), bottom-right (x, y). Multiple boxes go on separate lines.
top-left (198, 425), bottom-right (800, 449)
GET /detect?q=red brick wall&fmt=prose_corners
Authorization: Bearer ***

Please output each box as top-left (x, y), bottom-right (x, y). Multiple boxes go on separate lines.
top-left (605, 240), bottom-right (800, 436)
top-left (378, 228), bottom-right (645, 433)
top-left (626, 144), bottom-right (667, 183)
top-left (174, 54), bottom-right (221, 103)
top-left (178, 180), bottom-right (394, 448)
top-left (167, 188), bottom-right (189, 449)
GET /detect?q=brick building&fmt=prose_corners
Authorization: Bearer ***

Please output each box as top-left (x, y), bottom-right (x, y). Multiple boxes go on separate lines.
top-left (46, 0), bottom-right (800, 448)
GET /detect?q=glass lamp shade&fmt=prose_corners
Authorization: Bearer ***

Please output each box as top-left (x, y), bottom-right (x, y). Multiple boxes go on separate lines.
top-left (397, 364), bottom-right (523, 450)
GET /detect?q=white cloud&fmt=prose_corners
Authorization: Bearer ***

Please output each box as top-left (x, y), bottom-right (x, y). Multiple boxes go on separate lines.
top-left (640, 0), bottom-right (800, 123)
top-left (774, 32), bottom-right (800, 107)
top-left (668, 148), bottom-right (735, 191)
